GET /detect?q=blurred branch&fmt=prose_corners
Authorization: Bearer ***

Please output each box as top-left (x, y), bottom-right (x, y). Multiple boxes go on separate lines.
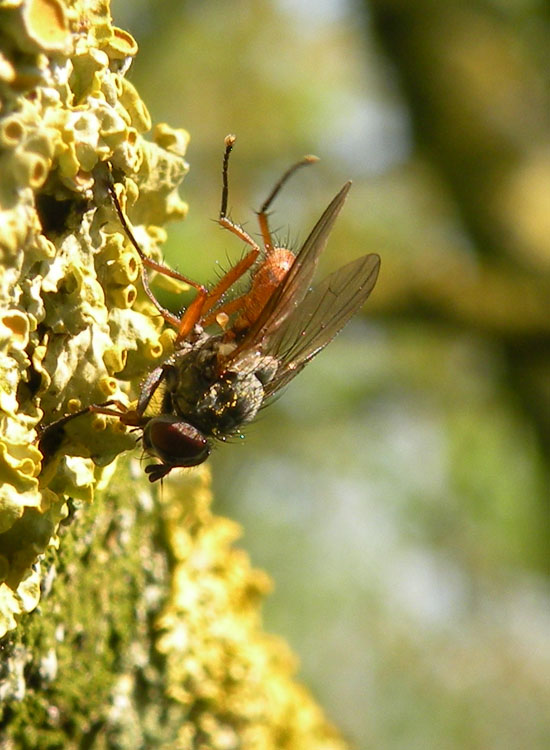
top-left (366, 0), bottom-right (550, 476)
top-left (371, 253), bottom-right (550, 342)
top-left (366, 0), bottom-right (550, 265)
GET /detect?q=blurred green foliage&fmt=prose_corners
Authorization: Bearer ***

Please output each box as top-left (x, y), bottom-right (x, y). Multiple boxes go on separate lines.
top-left (112, 1), bottom-right (550, 747)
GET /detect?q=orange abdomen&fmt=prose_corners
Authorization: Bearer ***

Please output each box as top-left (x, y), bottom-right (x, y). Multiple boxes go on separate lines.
top-left (235, 247), bottom-right (295, 329)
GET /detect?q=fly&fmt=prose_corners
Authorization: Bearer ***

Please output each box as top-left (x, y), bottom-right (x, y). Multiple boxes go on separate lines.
top-left (39, 135), bottom-right (380, 481)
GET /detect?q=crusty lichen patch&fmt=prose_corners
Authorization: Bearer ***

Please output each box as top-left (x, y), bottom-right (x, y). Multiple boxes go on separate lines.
top-left (0, 2), bottom-right (348, 747)
top-left (156, 469), bottom-right (348, 750)
top-left (0, 0), bottom-right (188, 636)
top-left (0, 463), bottom-right (347, 749)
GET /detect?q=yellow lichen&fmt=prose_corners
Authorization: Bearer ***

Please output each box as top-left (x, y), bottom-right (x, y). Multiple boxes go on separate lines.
top-left (0, 0), bottom-right (187, 634)
top-left (0, 51), bottom-right (15, 82)
top-left (0, 2), bottom-right (348, 747)
top-left (2, 0), bottom-right (72, 56)
top-left (100, 26), bottom-right (138, 60)
top-left (156, 469), bottom-right (348, 750)
top-left (154, 121), bottom-right (191, 157)
top-left (2, 310), bottom-right (29, 349)
top-left (0, 114), bottom-right (26, 146)
top-left (13, 148), bottom-right (50, 187)
top-left (23, 0), bottom-right (71, 52)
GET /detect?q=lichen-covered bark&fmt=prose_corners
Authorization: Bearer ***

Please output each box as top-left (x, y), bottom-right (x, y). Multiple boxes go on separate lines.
top-left (0, 2), bottom-right (347, 747)
top-left (1, 463), bottom-right (347, 748)
top-left (0, 0), bottom-right (188, 633)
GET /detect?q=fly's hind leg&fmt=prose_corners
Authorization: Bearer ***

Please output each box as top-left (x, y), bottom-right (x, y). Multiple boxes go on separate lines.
top-left (256, 153), bottom-right (319, 254)
top-left (107, 182), bottom-right (210, 341)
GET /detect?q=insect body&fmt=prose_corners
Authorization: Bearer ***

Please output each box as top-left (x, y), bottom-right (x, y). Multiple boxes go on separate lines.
top-left (40, 136), bottom-right (380, 481)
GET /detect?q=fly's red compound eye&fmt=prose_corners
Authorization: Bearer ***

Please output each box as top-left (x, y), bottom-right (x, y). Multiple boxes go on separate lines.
top-left (143, 416), bottom-right (211, 472)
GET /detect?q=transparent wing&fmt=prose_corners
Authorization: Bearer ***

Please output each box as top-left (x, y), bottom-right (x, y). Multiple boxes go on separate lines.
top-left (262, 253), bottom-right (380, 396)
top-left (223, 182), bottom-right (352, 367)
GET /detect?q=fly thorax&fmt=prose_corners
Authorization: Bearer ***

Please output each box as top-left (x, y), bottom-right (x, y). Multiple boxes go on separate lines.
top-left (194, 370), bottom-right (265, 436)
top-left (167, 342), bottom-right (221, 417)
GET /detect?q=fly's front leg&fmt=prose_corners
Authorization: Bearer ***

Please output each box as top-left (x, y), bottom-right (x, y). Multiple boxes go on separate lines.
top-left (38, 371), bottom-right (169, 466)
top-left (38, 399), bottom-right (136, 460)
